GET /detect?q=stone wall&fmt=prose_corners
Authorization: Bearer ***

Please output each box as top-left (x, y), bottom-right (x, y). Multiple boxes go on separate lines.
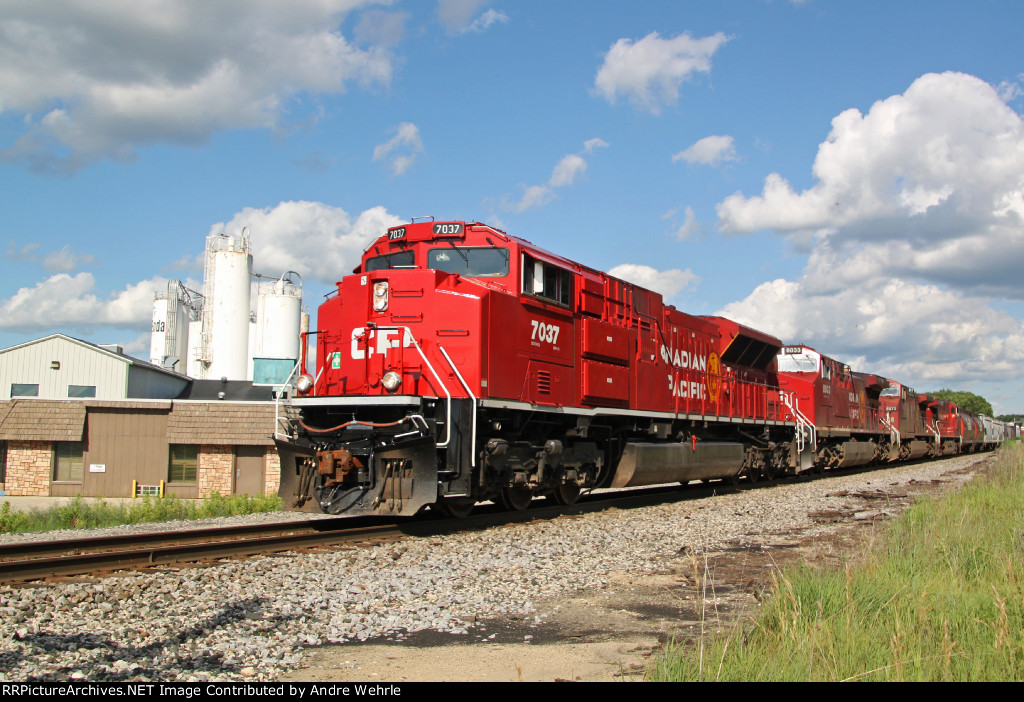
top-left (5, 440), bottom-right (51, 496)
top-left (264, 448), bottom-right (280, 496)
top-left (197, 445), bottom-right (233, 498)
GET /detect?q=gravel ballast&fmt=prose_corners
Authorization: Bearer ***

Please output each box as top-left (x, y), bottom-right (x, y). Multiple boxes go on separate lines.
top-left (0, 454), bottom-right (987, 682)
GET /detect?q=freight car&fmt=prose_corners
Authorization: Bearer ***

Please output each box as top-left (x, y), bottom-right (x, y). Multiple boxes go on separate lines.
top-left (273, 219), bottom-right (1013, 517)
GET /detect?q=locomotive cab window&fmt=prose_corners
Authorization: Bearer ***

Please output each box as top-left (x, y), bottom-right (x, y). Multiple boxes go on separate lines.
top-left (522, 254), bottom-right (571, 306)
top-left (365, 250), bottom-right (415, 272)
top-left (428, 246), bottom-right (509, 278)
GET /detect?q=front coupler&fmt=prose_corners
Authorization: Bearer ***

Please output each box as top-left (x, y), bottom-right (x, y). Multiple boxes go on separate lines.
top-left (275, 434), bottom-right (440, 516)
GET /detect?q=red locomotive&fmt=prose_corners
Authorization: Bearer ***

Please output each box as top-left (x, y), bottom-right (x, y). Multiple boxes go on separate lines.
top-left (274, 219), bottom-right (1015, 516)
top-left (878, 380), bottom-right (936, 461)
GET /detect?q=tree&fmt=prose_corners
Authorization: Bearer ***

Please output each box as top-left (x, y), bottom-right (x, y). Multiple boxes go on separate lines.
top-left (927, 389), bottom-right (994, 417)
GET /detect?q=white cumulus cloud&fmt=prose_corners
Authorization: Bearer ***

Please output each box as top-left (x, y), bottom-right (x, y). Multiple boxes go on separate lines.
top-left (0, 1), bottom-right (395, 172)
top-left (505, 139), bottom-right (608, 212)
top-left (607, 263), bottom-right (699, 302)
top-left (673, 135), bottom-right (737, 167)
top-left (210, 200), bottom-right (403, 285)
top-left (719, 274), bottom-right (1024, 389)
top-left (373, 122), bottom-right (425, 176)
top-left (714, 72), bottom-right (1024, 398)
top-left (716, 71), bottom-right (1024, 296)
top-left (594, 31), bottom-right (730, 113)
top-left (437, 0), bottom-right (508, 34)
top-left (3, 242), bottom-right (95, 272)
top-left (0, 272), bottom-right (167, 333)
top-left (671, 206), bottom-right (700, 240)
top-left (549, 154), bottom-right (587, 188)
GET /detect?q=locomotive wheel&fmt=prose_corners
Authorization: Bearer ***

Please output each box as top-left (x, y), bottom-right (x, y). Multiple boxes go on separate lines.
top-left (499, 486), bottom-right (534, 511)
top-left (438, 497), bottom-right (475, 518)
top-left (550, 483), bottom-right (581, 506)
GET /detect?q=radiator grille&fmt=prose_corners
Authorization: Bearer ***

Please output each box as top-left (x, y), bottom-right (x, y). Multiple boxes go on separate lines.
top-left (537, 370), bottom-right (551, 395)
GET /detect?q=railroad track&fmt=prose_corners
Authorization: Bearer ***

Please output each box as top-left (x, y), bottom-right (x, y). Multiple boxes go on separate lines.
top-left (0, 484), bottom-right (700, 584)
top-left (0, 461), bottom-right (953, 585)
top-left (0, 517), bottom-right (412, 584)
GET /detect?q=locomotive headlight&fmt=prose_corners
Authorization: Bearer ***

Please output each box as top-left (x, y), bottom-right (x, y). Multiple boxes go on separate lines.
top-left (372, 281), bottom-right (389, 312)
top-left (381, 371), bottom-right (402, 392)
top-left (295, 373), bottom-right (314, 394)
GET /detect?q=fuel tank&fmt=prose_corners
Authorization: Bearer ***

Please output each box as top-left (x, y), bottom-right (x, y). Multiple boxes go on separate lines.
top-left (610, 441), bottom-right (745, 488)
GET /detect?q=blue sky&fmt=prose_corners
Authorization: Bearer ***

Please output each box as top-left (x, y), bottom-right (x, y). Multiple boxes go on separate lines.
top-left (2, 1), bottom-right (1024, 412)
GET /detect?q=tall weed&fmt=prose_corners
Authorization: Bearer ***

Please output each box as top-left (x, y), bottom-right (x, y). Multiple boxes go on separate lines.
top-left (0, 493), bottom-right (282, 535)
top-left (650, 444), bottom-right (1024, 681)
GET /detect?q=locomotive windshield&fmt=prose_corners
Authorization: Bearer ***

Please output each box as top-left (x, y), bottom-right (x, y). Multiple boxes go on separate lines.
top-left (428, 247), bottom-right (509, 278)
top-left (365, 250), bottom-right (415, 271)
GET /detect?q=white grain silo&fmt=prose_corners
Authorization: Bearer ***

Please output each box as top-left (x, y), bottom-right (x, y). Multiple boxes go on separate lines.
top-left (197, 231), bottom-right (253, 380)
top-left (186, 318), bottom-right (204, 378)
top-left (252, 272), bottom-right (303, 385)
top-left (149, 291), bottom-right (173, 366)
top-left (150, 280), bottom-right (202, 375)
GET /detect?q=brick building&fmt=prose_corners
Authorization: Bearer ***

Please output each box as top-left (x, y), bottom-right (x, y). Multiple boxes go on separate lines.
top-left (0, 335), bottom-right (285, 498)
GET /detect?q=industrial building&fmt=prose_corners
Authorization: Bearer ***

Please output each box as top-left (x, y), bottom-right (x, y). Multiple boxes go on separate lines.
top-left (0, 334), bottom-right (285, 498)
top-left (0, 226), bottom-right (306, 500)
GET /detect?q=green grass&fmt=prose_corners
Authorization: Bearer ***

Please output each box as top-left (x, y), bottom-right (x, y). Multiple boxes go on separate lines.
top-left (649, 444), bottom-right (1024, 681)
top-left (0, 493), bottom-right (283, 535)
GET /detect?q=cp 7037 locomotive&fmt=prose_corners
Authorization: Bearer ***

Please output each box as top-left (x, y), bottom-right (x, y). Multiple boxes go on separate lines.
top-left (273, 219), bottom-right (1014, 516)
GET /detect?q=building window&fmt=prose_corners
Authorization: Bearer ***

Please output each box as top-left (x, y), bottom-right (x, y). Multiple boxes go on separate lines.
top-left (0, 441), bottom-right (6, 484)
top-left (11, 383), bottom-right (39, 397)
top-left (168, 445), bottom-right (199, 483)
top-left (68, 385), bottom-right (96, 398)
top-left (54, 442), bottom-right (85, 482)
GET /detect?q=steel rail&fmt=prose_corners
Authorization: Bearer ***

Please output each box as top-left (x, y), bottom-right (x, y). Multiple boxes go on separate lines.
top-left (0, 517), bottom-right (363, 561)
top-left (0, 522), bottom-right (406, 584)
top-left (0, 454), bottom-right (985, 585)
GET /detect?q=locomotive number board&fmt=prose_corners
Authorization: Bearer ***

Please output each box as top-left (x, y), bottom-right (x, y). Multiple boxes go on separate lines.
top-left (432, 222), bottom-right (464, 236)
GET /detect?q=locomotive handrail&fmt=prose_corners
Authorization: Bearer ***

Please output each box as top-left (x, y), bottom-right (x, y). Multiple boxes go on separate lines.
top-left (274, 358), bottom-right (304, 439)
top-left (439, 345), bottom-right (478, 468)
top-left (878, 413), bottom-right (899, 447)
top-left (371, 325), bottom-right (454, 449)
top-left (781, 391), bottom-right (816, 453)
top-left (467, 223), bottom-right (511, 241)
